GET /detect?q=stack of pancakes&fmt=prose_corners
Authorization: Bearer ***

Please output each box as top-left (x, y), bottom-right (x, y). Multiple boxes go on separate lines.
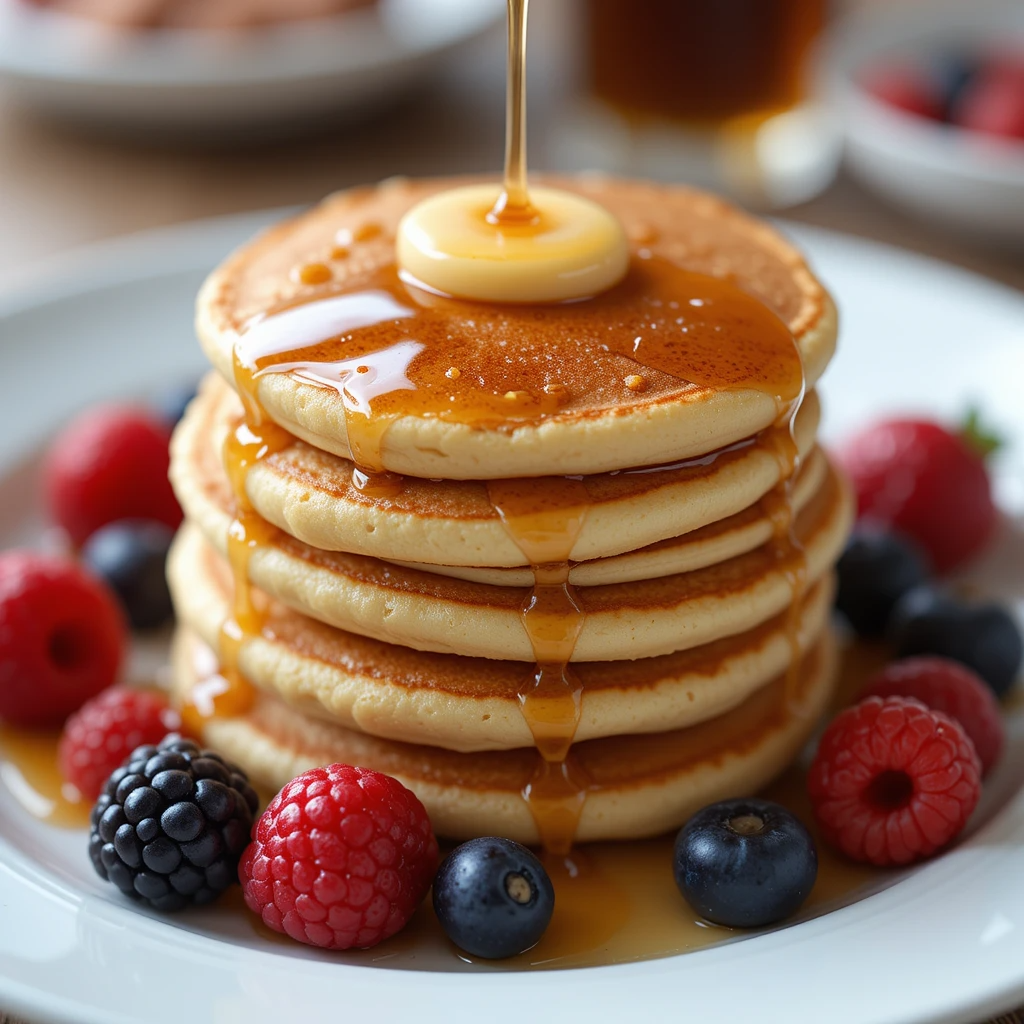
top-left (167, 177), bottom-right (852, 846)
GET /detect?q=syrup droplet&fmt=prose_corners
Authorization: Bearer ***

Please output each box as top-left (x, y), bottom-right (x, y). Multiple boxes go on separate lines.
top-left (296, 263), bottom-right (333, 286)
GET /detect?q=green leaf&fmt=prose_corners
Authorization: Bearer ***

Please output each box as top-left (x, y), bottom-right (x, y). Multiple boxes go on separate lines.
top-left (960, 407), bottom-right (1003, 460)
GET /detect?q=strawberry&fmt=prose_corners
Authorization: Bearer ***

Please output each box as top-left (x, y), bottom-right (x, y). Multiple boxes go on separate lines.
top-left (836, 412), bottom-right (999, 574)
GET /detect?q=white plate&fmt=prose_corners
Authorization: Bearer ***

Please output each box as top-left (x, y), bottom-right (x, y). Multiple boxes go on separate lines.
top-left (822, 0), bottom-right (1024, 245)
top-left (1, 213), bottom-right (1024, 1024)
top-left (0, 0), bottom-right (502, 135)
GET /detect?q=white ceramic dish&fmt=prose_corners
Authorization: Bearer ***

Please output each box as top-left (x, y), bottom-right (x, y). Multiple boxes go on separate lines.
top-left (822, 0), bottom-right (1024, 245)
top-left (0, 0), bottom-right (502, 136)
top-left (1, 213), bottom-right (1024, 1024)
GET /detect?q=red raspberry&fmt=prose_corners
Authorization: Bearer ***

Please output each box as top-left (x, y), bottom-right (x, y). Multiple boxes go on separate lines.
top-left (59, 687), bottom-right (181, 800)
top-left (240, 764), bottom-right (438, 949)
top-left (0, 552), bottom-right (127, 727)
top-left (837, 417), bottom-right (997, 573)
top-left (862, 64), bottom-right (944, 121)
top-left (45, 405), bottom-right (182, 547)
top-left (808, 696), bottom-right (981, 866)
top-left (862, 657), bottom-right (1004, 777)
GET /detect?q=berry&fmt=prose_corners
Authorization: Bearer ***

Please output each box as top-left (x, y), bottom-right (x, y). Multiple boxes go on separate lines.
top-left (929, 53), bottom-right (978, 120)
top-left (808, 696), bottom-right (981, 865)
top-left (88, 735), bottom-right (258, 911)
top-left (432, 837), bottom-right (555, 958)
top-left (953, 68), bottom-right (1024, 141)
top-left (153, 381), bottom-right (198, 429)
top-left (838, 416), bottom-right (997, 574)
top-left (673, 799), bottom-right (817, 928)
top-left (0, 552), bottom-right (126, 727)
top-left (890, 587), bottom-right (1023, 698)
top-left (862, 63), bottom-right (944, 121)
top-left (240, 764), bottom-right (437, 950)
top-left (45, 405), bottom-right (182, 548)
top-left (862, 657), bottom-right (1004, 776)
top-left (60, 688), bottom-right (181, 800)
top-left (835, 528), bottom-right (930, 638)
top-left (81, 520), bottom-right (174, 631)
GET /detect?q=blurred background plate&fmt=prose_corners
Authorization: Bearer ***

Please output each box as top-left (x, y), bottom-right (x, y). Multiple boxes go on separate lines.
top-left (823, 0), bottom-right (1024, 245)
top-left (0, 0), bottom-right (503, 138)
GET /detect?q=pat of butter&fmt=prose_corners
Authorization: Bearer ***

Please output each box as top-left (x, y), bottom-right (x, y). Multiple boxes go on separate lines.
top-left (397, 184), bottom-right (629, 303)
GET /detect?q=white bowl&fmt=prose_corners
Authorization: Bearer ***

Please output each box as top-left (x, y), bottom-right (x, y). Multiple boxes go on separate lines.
top-left (822, 0), bottom-right (1024, 245)
top-left (0, 0), bottom-right (502, 137)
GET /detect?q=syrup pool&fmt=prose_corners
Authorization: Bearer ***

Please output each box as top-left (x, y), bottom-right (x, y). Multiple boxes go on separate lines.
top-left (0, 725), bottom-right (89, 828)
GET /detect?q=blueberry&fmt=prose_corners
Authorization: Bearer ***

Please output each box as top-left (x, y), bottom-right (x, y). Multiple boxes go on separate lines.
top-left (929, 51), bottom-right (979, 120)
top-left (835, 528), bottom-right (930, 638)
top-left (154, 380), bottom-right (198, 429)
top-left (81, 520), bottom-right (173, 631)
top-left (890, 586), bottom-right (1023, 697)
top-left (673, 798), bottom-right (817, 929)
top-left (432, 837), bottom-right (555, 959)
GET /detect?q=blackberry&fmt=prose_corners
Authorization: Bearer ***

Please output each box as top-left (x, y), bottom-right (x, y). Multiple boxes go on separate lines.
top-left (88, 734), bottom-right (259, 911)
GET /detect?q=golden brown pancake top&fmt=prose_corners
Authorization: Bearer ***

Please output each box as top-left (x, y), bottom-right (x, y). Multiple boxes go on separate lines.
top-left (204, 177), bottom-right (826, 427)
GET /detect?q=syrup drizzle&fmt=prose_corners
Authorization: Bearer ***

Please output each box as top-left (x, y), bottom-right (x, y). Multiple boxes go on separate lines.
top-left (488, 0), bottom-right (534, 225)
top-left (488, 475), bottom-right (592, 854)
top-left (181, 363), bottom-right (291, 734)
top-left (758, 398), bottom-right (809, 707)
top-left (485, 0), bottom-right (595, 854)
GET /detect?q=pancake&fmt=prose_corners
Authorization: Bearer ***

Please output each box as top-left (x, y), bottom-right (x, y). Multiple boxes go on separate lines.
top-left (395, 450), bottom-right (828, 587)
top-left (171, 626), bottom-right (838, 842)
top-left (169, 514), bottom-right (834, 749)
top-left (175, 371), bottom-right (822, 572)
top-left (196, 176), bottom-right (837, 479)
top-left (170, 457), bottom-right (852, 662)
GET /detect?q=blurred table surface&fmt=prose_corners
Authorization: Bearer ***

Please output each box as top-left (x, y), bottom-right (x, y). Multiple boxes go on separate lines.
top-left (0, 7), bottom-right (1023, 1024)
top-left (0, 5), bottom-right (1021, 294)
